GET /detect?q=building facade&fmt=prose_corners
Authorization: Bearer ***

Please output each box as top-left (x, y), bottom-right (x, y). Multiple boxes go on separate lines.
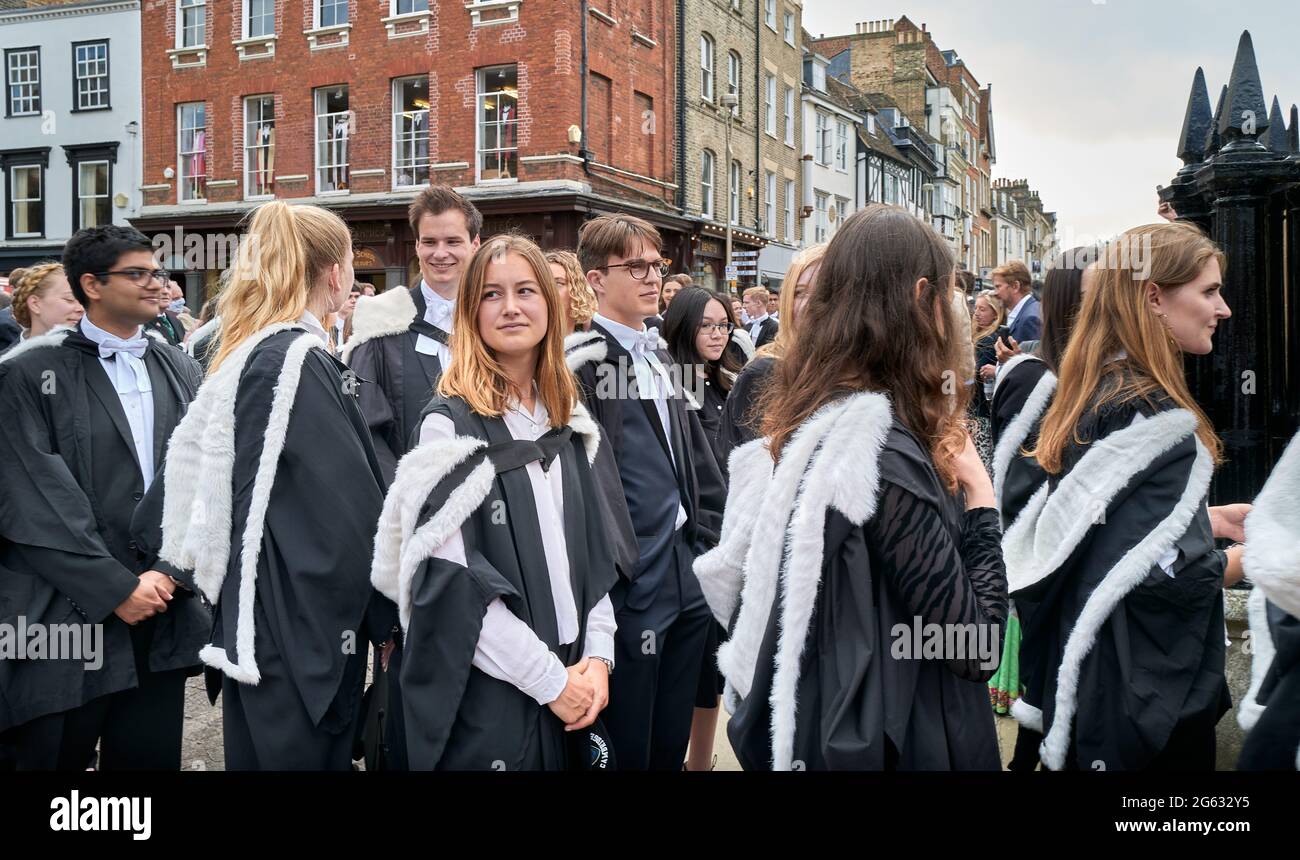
top-left (998, 177), bottom-right (1057, 276)
top-left (1, 0), bottom-right (142, 270)
top-left (752, 0), bottom-right (802, 290)
top-left (989, 184), bottom-right (1027, 268)
top-left (135, 0), bottom-right (687, 302)
top-left (800, 49), bottom-right (858, 248)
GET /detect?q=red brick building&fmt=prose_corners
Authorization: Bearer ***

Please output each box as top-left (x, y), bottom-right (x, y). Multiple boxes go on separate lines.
top-left (135, 0), bottom-right (690, 299)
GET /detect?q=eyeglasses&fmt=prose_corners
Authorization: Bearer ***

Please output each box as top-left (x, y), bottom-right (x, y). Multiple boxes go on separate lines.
top-left (600, 258), bottom-right (672, 281)
top-left (97, 268), bottom-right (170, 286)
top-left (700, 322), bottom-right (735, 335)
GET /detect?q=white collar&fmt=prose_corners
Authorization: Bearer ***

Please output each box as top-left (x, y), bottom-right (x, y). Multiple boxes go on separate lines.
top-left (297, 310), bottom-right (328, 344)
top-left (80, 315), bottom-right (144, 346)
top-left (419, 280), bottom-right (455, 326)
top-left (593, 312), bottom-right (649, 355)
top-left (1007, 293), bottom-right (1031, 320)
top-left (749, 313), bottom-right (769, 326)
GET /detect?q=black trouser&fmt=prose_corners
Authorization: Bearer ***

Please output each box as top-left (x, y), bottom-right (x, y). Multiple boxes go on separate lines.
top-left (604, 537), bottom-right (712, 771)
top-left (12, 666), bottom-right (189, 771)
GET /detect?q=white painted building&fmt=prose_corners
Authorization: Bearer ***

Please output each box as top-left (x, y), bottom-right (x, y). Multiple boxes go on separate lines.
top-left (990, 188), bottom-right (1027, 267)
top-left (800, 50), bottom-right (859, 249)
top-left (0, 0), bottom-right (142, 271)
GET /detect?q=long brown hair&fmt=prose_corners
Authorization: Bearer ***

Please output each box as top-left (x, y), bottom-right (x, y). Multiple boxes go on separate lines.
top-left (1032, 222), bottom-right (1225, 474)
top-left (439, 234), bottom-right (576, 426)
top-left (759, 205), bottom-right (968, 490)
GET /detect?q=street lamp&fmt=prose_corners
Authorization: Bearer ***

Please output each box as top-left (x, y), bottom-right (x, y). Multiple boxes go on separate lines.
top-left (721, 91), bottom-right (739, 294)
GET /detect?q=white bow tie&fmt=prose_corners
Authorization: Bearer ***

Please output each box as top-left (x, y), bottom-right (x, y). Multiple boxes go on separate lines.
top-left (631, 327), bottom-right (660, 358)
top-left (97, 335), bottom-right (148, 361)
top-left (427, 300), bottom-right (453, 330)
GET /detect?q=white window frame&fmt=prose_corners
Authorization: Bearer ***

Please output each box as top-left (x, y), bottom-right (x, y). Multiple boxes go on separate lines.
top-left (764, 0), bottom-right (776, 30)
top-left (701, 149), bottom-right (715, 219)
top-left (764, 74), bottom-right (776, 137)
top-left (244, 0), bottom-right (274, 38)
top-left (815, 112), bottom-right (831, 166)
top-left (5, 47), bottom-right (41, 117)
top-left (835, 196), bottom-right (850, 234)
top-left (76, 160), bottom-right (111, 230)
top-left (729, 159), bottom-right (741, 226)
top-left (784, 178), bottom-right (795, 242)
top-left (317, 0), bottom-right (349, 28)
top-left (178, 0), bottom-right (206, 49)
top-left (476, 64), bottom-right (518, 183)
top-left (835, 120), bottom-right (849, 171)
top-left (727, 51), bottom-right (741, 118)
top-left (393, 75), bottom-right (431, 189)
top-left (764, 171), bottom-right (776, 236)
top-left (9, 164), bottom-right (43, 238)
top-left (391, 0), bottom-right (429, 14)
top-left (177, 101), bottom-right (207, 202)
top-left (783, 86), bottom-right (794, 147)
top-left (814, 191), bottom-right (828, 243)
top-left (243, 95), bottom-right (275, 200)
top-left (783, 10), bottom-right (795, 45)
top-left (73, 41), bottom-right (109, 111)
top-left (314, 86), bottom-right (351, 193)
top-left (700, 34), bottom-right (714, 102)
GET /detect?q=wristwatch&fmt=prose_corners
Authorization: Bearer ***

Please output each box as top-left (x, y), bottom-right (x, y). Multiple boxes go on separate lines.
top-left (592, 656), bottom-right (614, 676)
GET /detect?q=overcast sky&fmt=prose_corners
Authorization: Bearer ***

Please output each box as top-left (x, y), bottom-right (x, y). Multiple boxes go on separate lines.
top-left (802, 0), bottom-right (1300, 244)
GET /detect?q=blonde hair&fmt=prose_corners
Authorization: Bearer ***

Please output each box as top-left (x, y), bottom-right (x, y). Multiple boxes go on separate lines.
top-left (742, 286), bottom-right (769, 304)
top-left (1033, 221), bottom-right (1225, 473)
top-left (10, 262), bottom-right (65, 330)
top-left (439, 234), bottom-right (576, 427)
top-left (209, 202), bottom-right (352, 373)
top-left (758, 243), bottom-right (827, 360)
top-left (545, 250), bottom-right (597, 329)
top-left (971, 290), bottom-right (1006, 344)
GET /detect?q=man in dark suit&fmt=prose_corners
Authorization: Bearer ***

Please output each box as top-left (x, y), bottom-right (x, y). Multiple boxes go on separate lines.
top-left (574, 214), bottom-right (726, 770)
top-left (0, 224), bottom-right (209, 770)
top-left (342, 185), bottom-right (481, 772)
top-left (742, 286), bottom-right (779, 348)
top-left (992, 259), bottom-right (1041, 345)
top-left (145, 281), bottom-right (186, 346)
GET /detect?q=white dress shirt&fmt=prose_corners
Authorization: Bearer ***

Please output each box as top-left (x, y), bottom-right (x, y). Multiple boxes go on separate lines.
top-left (80, 317), bottom-right (156, 488)
top-left (298, 310), bottom-right (329, 344)
top-left (592, 313), bottom-right (689, 531)
top-left (416, 281), bottom-right (454, 371)
top-left (1006, 293), bottom-right (1030, 329)
top-left (747, 313), bottom-right (770, 342)
top-left (417, 399), bottom-right (617, 706)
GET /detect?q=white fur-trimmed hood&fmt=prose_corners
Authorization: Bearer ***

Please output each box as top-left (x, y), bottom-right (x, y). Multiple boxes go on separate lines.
top-left (341, 285), bottom-right (418, 365)
top-left (1244, 430), bottom-right (1300, 619)
top-left (694, 391), bottom-right (894, 769)
top-left (160, 322), bottom-right (324, 685)
top-left (371, 400), bottom-right (603, 630)
top-left (564, 329), bottom-right (608, 372)
top-left (1000, 407), bottom-right (1213, 770)
top-left (0, 325), bottom-right (71, 366)
top-left (992, 367), bottom-right (1056, 521)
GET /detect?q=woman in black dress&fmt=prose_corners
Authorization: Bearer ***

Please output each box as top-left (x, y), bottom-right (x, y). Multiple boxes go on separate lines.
top-left (969, 290), bottom-right (1005, 468)
top-left (663, 287), bottom-right (741, 471)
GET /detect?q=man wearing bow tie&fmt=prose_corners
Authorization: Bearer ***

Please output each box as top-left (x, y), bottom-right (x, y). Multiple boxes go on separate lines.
top-left (573, 214), bottom-right (726, 770)
top-left (0, 225), bottom-right (209, 770)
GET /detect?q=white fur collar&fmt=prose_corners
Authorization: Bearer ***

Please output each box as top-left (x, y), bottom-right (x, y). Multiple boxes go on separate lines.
top-left (185, 315), bottom-right (221, 356)
top-left (730, 328), bottom-right (756, 361)
top-left (1237, 586), bottom-right (1275, 732)
top-left (992, 352), bottom-right (1042, 399)
top-left (992, 368), bottom-right (1056, 521)
top-left (1244, 430), bottom-right (1300, 618)
top-left (160, 322), bottom-right (325, 685)
top-left (371, 399), bottom-right (603, 630)
top-left (694, 391), bottom-right (893, 769)
top-left (1001, 407), bottom-right (1213, 770)
top-left (341, 286), bottom-right (418, 365)
top-left (0, 325), bottom-right (71, 366)
top-left (564, 329), bottom-right (608, 372)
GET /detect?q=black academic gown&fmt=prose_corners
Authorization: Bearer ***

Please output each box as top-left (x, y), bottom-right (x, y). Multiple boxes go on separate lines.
top-left (0, 329), bottom-right (209, 734)
top-left (718, 355), bottom-right (774, 465)
top-left (398, 397), bottom-right (618, 770)
top-left (0, 308), bottom-right (20, 354)
top-left (728, 423), bottom-right (1006, 771)
top-left (347, 285), bottom-right (445, 485)
top-left (196, 329), bottom-right (394, 770)
top-left (1238, 606), bottom-right (1300, 770)
top-left (1012, 386), bottom-right (1229, 771)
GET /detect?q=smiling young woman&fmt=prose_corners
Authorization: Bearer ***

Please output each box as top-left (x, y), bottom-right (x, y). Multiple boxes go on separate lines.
top-left (370, 233), bottom-right (620, 770)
